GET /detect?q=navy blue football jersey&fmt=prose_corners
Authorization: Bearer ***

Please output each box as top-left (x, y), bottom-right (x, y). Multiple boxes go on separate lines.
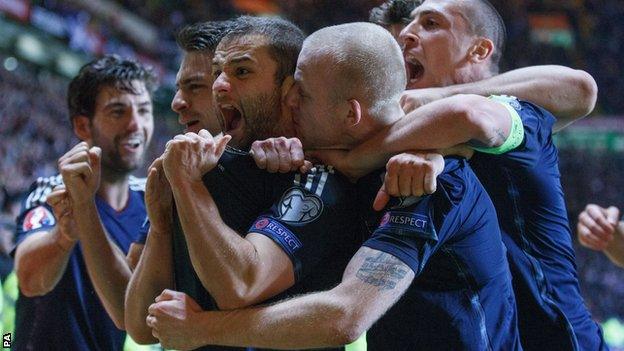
top-left (150, 147), bottom-right (362, 351)
top-left (359, 158), bottom-right (521, 351)
top-left (13, 175), bottom-right (146, 351)
top-left (470, 97), bottom-right (606, 351)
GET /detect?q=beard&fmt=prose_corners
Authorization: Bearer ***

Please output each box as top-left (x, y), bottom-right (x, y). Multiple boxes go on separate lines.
top-left (91, 130), bottom-right (145, 175)
top-left (237, 89), bottom-right (282, 149)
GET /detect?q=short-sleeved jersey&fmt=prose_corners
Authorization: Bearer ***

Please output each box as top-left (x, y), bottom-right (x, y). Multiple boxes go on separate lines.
top-left (470, 97), bottom-right (606, 351)
top-left (13, 175), bottom-right (146, 351)
top-left (165, 148), bottom-right (362, 351)
top-left (359, 158), bottom-right (520, 351)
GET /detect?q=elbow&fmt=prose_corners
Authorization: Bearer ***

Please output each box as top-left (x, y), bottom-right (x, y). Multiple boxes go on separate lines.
top-left (16, 263), bottom-right (52, 297)
top-left (125, 317), bottom-right (157, 345)
top-left (328, 307), bottom-right (368, 346)
top-left (572, 70), bottom-right (598, 118)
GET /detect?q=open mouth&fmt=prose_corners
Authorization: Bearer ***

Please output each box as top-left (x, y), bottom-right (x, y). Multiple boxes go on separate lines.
top-left (120, 135), bottom-right (143, 151)
top-left (219, 104), bottom-right (243, 133)
top-left (404, 55), bottom-right (425, 87)
top-left (184, 120), bottom-right (200, 132)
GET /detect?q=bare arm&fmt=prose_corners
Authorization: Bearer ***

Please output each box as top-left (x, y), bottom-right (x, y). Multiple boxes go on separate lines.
top-left (163, 131), bottom-right (294, 310)
top-left (72, 200), bottom-right (132, 329)
top-left (170, 178), bottom-right (294, 310)
top-left (14, 224), bottom-right (76, 297)
top-left (125, 160), bottom-right (175, 344)
top-left (321, 94), bottom-right (511, 179)
top-left (148, 246), bottom-right (415, 350)
top-left (58, 143), bottom-right (134, 329)
top-left (403, 65), bottom-right (597, 130)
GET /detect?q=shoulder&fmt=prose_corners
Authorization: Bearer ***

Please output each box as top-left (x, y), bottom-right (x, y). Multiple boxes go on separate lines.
top-left (22, 174), bottom-right (63, 210)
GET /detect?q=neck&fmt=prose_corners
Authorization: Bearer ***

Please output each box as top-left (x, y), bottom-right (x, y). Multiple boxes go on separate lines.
top-left (350, 102), bottom-right (403, 148)
top-left (98, 167), bottom-right (131, 211)
top-left (454, 63), bottom-right (494, 85)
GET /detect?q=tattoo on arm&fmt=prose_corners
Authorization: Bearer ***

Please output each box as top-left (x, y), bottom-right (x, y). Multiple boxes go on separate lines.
top-left (355, 252), bottom-right (409, 291)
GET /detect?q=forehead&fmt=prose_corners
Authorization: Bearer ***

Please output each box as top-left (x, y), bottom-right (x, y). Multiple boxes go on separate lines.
top-left (412, 0), bottom-right (468, 24)
top-left (178, 51), bottom-right (213, 79)
top-left (214, 34), bottom-right (273, 64)
top-left (95, 81), bottom-right (151, 108)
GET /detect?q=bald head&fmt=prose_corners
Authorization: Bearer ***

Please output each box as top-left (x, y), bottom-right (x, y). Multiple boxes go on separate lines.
top-left (300, 22), bottom-right (406, 119)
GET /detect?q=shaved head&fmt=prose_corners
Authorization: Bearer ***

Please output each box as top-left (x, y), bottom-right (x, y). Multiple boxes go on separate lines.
top-left (300, 22), bottom-right (406, 119)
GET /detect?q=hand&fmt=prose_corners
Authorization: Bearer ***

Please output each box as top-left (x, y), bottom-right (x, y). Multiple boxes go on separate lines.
top-left (58, 142), bottom-right (101, 204)
top-left (46, 186), bottom-right (78, 244)
top-left (251, 137), bottom-right (312, 173)
top-left (577, 204), bottom-right (620, 251)
top-left (374, 152), bottom-right (445, 211)
top-left (162, 130), bottom-right (231, 183)
top-left (145, 157), bottom-right (173, 233)
top-left (400, 87), bottom-right (448, 113)
top-left (146, 289), bottom-right (204, 350)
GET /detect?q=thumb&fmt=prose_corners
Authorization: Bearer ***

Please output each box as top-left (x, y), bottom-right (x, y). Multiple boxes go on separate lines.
top-left (215, 134), bottom-right (232, 157)
top-left (373, 185), bottom-right (390, 211)
top-left (605, 206), bottom-right (621, 225)
top-left (155, 289), bottom-right (178, 302)
top-left (89, 146), bottom-right (102, 173)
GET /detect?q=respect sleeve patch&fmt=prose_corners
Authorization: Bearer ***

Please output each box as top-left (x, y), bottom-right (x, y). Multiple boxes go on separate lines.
top-left (250, 217), bottom-right (303, 257)
top-left (22, 206), bottom-right (55, 232)
top-left (375, 211), bottom-right (438, 241)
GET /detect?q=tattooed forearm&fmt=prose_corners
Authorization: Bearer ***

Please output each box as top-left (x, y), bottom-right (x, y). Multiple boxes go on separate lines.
top-left (356, 252), bottom-right (409, 291)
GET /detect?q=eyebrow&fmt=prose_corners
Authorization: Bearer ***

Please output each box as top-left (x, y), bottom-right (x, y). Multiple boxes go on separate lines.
top-left (177, 73), bottom-right (206, 87)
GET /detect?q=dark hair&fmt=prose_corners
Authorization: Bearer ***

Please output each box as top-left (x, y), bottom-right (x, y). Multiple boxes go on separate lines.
top-left (221, 16), bottom-right (305, 84)
top-left (67, 54), bottom-right (157, 124)
top-left (369, 0), bottom-right (421, 26)
top-left (175, 20), bottom-right (236, 53)
top-left (460, 0), bottom-right (506, 73)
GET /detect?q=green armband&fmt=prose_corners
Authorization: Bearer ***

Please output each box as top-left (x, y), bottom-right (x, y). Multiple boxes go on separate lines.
top-left (472, 97), bottom-right (525, 155)
top-left (345, 332), bottom-right (367, 351)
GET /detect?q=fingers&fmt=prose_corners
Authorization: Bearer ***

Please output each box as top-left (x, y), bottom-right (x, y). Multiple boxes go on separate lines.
top-left (605, 206), bottom-right (621, 225)
top-left (251, 141), bottom-right (268, 170)
top-left (578, 223), bottom-right (608, 251)
top-left (58, 142), bottom-right (89, 164)
top-left (583, 205), bottom-right (615, 241)
top-left (373, 185), bottom-right (390, 211)
top-left (88, 146), bottom-right (101, 174)
top-left (384, 161), bottom-right (399, 197)
top-left (214, 134), bottom-right (231, 158)
top-left (299, 160), bottom-right (314, 174)
top-left (155, 289), bottom-right (180, 303)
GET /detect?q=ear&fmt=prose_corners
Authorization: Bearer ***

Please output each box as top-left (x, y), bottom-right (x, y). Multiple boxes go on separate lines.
top-left (468, 38), bottom-right (494, 64)
top-left (279, 75), bottom-right (295, 102)
top-left (345, 99), bottom-right (362, 127)
top-left (73, 115), bottom-right (93, 142)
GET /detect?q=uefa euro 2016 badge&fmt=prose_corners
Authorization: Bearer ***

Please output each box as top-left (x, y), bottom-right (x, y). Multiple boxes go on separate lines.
top-left (276, 187), bottom-right (323, 225)
top-left (22, 206), bottom-right (56, 232)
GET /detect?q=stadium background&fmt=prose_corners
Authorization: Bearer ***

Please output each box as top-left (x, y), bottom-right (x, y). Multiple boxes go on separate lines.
top-left (0, 0), bottom-right (623, 348)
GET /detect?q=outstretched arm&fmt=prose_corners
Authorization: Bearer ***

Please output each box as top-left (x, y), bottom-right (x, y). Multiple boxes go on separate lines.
top-left (402, 65), bottom-right (597, 130)
top-left (147, 246), bottom-right (415, 350)
top-left (313, 94), bottom-right (511, 179)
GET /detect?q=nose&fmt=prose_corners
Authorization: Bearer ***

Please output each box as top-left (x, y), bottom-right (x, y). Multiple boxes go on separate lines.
top-left (127, 109), bottom-right (141, 133)
top-left (171, 89), bottom-right (187, 113)
top-left (212, 72), bottom-right (231, 96)
top-left (398, 21), bottom-right (419, 49)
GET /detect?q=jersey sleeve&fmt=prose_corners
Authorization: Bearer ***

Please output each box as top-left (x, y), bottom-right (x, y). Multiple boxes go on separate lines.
top-left (248, 166), bottom-right (358, 282)
top-left (13, 176), bottom-right (63, 255)
top-left (362, 160), bottom-right (468, 276)
top-left (475, 95), bottom-right (557, 168)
